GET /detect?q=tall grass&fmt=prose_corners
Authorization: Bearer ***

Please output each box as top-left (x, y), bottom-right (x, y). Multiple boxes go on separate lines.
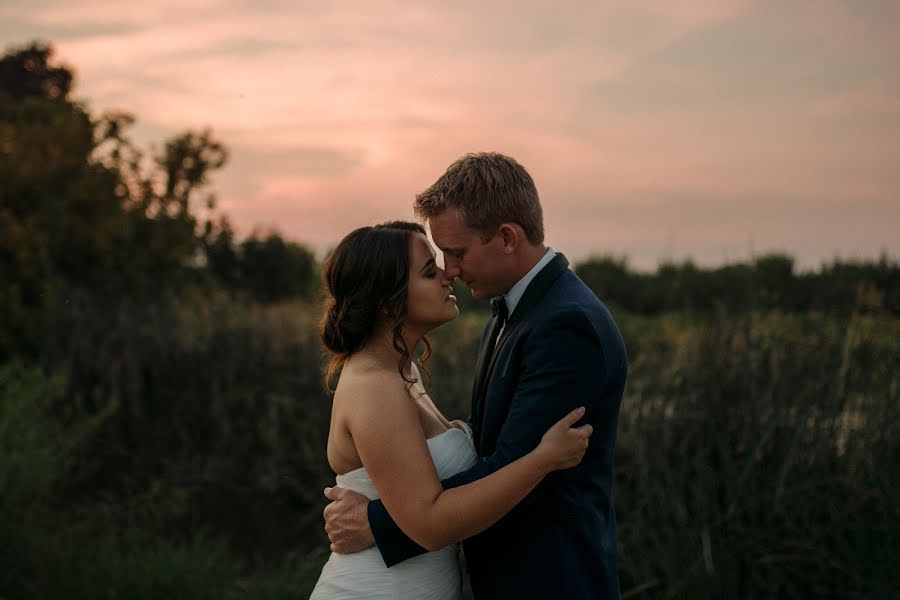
top-left (1, 298), bottom-right (897, 597)
top-left (612, 310), bottom-right (900, 598)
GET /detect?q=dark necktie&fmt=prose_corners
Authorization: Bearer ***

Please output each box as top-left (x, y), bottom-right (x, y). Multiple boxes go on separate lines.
top-left (488, 296), bottom-right (509, 343)
top-left (471, 296), bottom-right (508, 444)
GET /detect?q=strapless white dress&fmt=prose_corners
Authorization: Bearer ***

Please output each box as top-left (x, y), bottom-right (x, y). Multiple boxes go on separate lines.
top-left (309, 427), bottom-right (478, 600)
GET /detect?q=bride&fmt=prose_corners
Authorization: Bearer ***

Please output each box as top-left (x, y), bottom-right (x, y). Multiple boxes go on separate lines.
top-left (309, 221), bottom-right (592, 600)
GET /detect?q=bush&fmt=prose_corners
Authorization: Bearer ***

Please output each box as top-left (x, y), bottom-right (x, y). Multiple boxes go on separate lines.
top-left (612, 310), bottom-right (900, 597)
top-left (0, 365), bottom-right (67, 513)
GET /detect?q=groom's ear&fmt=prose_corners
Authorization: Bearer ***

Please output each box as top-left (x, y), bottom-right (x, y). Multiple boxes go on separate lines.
top-left (498, 223), bottom-right (520, 254)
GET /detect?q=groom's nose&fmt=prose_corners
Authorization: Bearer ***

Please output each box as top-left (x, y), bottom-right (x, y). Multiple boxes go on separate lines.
top-left (443, 260), bottom-right (461, 280)
top-left (441, 271), bottom-right (454, 286)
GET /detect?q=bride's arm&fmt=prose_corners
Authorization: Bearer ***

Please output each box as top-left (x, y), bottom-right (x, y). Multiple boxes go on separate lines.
top-left (347, 372), bottom-right (589, 552)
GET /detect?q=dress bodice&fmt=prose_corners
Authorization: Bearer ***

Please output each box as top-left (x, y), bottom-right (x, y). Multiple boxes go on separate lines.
top-left (310, 425), bottom-right (478, 599)
top-left (334, 427), bottom-right (478, 500)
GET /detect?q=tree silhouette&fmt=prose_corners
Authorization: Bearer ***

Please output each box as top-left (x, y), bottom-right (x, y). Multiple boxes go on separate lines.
top-left (575, 253), bottom-right (899, 316)
top-left (0, 41), bottom-right (235, 357)
top-left (239, 232), bottom-right (318, 302)
top-left (0, 41), bottom-right (72, 101)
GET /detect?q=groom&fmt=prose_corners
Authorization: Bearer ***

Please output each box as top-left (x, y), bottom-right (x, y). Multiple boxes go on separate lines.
top-left (323, 152), bottom-right (627, 599)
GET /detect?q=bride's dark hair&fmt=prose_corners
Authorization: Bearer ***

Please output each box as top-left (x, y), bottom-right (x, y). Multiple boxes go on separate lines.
top-left (320, 221), bottom-right (433, 391)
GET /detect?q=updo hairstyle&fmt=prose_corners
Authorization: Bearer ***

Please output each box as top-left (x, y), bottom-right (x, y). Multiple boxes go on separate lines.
top-left (320, 221), bottom-right (432, 390)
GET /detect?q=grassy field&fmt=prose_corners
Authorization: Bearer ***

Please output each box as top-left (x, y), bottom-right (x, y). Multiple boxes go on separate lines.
top-left (2, 300), bottom-right (898, 598)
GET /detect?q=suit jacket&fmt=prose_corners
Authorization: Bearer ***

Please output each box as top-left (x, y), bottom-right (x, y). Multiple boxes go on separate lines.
top-left (368, 254), bottom-right (628, 599)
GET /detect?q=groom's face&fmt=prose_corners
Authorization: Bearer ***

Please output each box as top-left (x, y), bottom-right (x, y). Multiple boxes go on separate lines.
top-left (428, 208), bottom-right (510, 300)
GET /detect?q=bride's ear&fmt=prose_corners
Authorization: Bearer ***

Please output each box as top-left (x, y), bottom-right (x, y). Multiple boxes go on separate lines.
top-left (378, 302), bottom-right (396, 323)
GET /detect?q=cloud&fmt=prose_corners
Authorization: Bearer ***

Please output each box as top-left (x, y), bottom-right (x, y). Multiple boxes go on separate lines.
top-left (1, 0), bottom-right (897, 268)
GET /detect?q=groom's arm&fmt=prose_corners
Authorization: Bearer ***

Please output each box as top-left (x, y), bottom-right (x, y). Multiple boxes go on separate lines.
top-left (370, 309), bottom-right (606, 567)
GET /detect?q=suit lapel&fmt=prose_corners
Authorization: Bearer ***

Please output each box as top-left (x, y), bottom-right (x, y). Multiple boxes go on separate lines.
top-left (470, 312), bottom-right (500, 422)
top-left (482, 253), bottom-right (570, 385)
top-left (472, 253), bottom-right (570, 445)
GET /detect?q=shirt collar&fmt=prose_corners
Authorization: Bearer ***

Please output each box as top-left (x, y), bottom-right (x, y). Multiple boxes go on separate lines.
top-left (502, 248), bottom-right (557, 316)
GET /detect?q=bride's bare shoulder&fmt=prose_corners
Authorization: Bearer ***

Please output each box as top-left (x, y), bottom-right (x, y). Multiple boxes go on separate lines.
top-left (334, 363), bottom-right (421, 439)
top-left (333, 361), bottom-right (407, 404)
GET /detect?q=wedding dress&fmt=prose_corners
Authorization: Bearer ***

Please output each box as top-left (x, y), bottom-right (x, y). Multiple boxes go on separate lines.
top-left (309, 426), bottom-right (478, 600)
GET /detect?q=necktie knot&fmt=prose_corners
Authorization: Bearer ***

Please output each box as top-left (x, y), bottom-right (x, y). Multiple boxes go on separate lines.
top-left (490, 297), bottom-right (508, 324)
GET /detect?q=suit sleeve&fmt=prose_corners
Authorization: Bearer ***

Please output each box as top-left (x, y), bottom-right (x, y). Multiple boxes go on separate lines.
top-left (369, 309), bottom-right (606, 567)
top-left (369, 499), bottom-right (429, 566)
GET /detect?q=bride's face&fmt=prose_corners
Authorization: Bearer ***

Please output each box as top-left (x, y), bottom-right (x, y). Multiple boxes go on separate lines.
top-left (405, 233), bottom-right (459, 330)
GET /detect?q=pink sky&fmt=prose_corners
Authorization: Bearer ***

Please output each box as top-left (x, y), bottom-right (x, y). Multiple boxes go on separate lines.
top-left (3, 0), bottom-right (898, 269)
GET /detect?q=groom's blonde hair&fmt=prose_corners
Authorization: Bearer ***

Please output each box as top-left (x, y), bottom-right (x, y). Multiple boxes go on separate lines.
top-left (414, 152), bottom-right (544, 244)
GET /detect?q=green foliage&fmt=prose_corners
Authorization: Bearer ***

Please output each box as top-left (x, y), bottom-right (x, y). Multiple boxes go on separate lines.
top-left (158, 130), bottom-right (227, 213)
top-left (228, 548), bottom-right (330, 600)
top-left (28, 532), bottom-right (238, 600)
top-left (0, 41), bottom-right (319, 365)
top-left (0, 352), bottom-right (329, 600)
top-left (0, 365), bottom-right (67, 514)
top-left (204, 224), bottom-right (320, 302)
top-left (611, 310), bottom-right (900, 598)
top-left (0, 41), bottom-right (230, 357)
top-left (0, 364), bottom-right (112, 511)
top-left (0, 364), bottom-right (113, 597)
top-left (576, 253), bottom-right (900, 316)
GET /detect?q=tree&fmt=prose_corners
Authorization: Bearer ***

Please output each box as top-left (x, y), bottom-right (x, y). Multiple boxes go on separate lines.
top-left (239, 232), bottom-right (318, 302)
top-left (0, 41), bottom-right (229, 357)
top-left (0, 41), bottom-right (72, 101)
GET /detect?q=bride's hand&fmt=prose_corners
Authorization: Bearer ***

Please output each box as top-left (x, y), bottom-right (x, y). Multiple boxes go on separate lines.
top-left (533, 407), bottom-right (592, 472)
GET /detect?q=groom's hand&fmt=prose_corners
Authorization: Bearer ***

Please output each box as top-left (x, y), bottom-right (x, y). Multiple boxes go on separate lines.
top-left (323, 486), bottom-right (375, 553)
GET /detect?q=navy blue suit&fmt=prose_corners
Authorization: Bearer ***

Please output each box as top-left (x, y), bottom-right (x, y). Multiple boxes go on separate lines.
top-left (368, 254), bottom-right (628, 599)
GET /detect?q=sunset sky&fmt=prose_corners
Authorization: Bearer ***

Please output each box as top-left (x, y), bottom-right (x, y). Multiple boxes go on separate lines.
top-left (2, 0), bottom-right (898, 269)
